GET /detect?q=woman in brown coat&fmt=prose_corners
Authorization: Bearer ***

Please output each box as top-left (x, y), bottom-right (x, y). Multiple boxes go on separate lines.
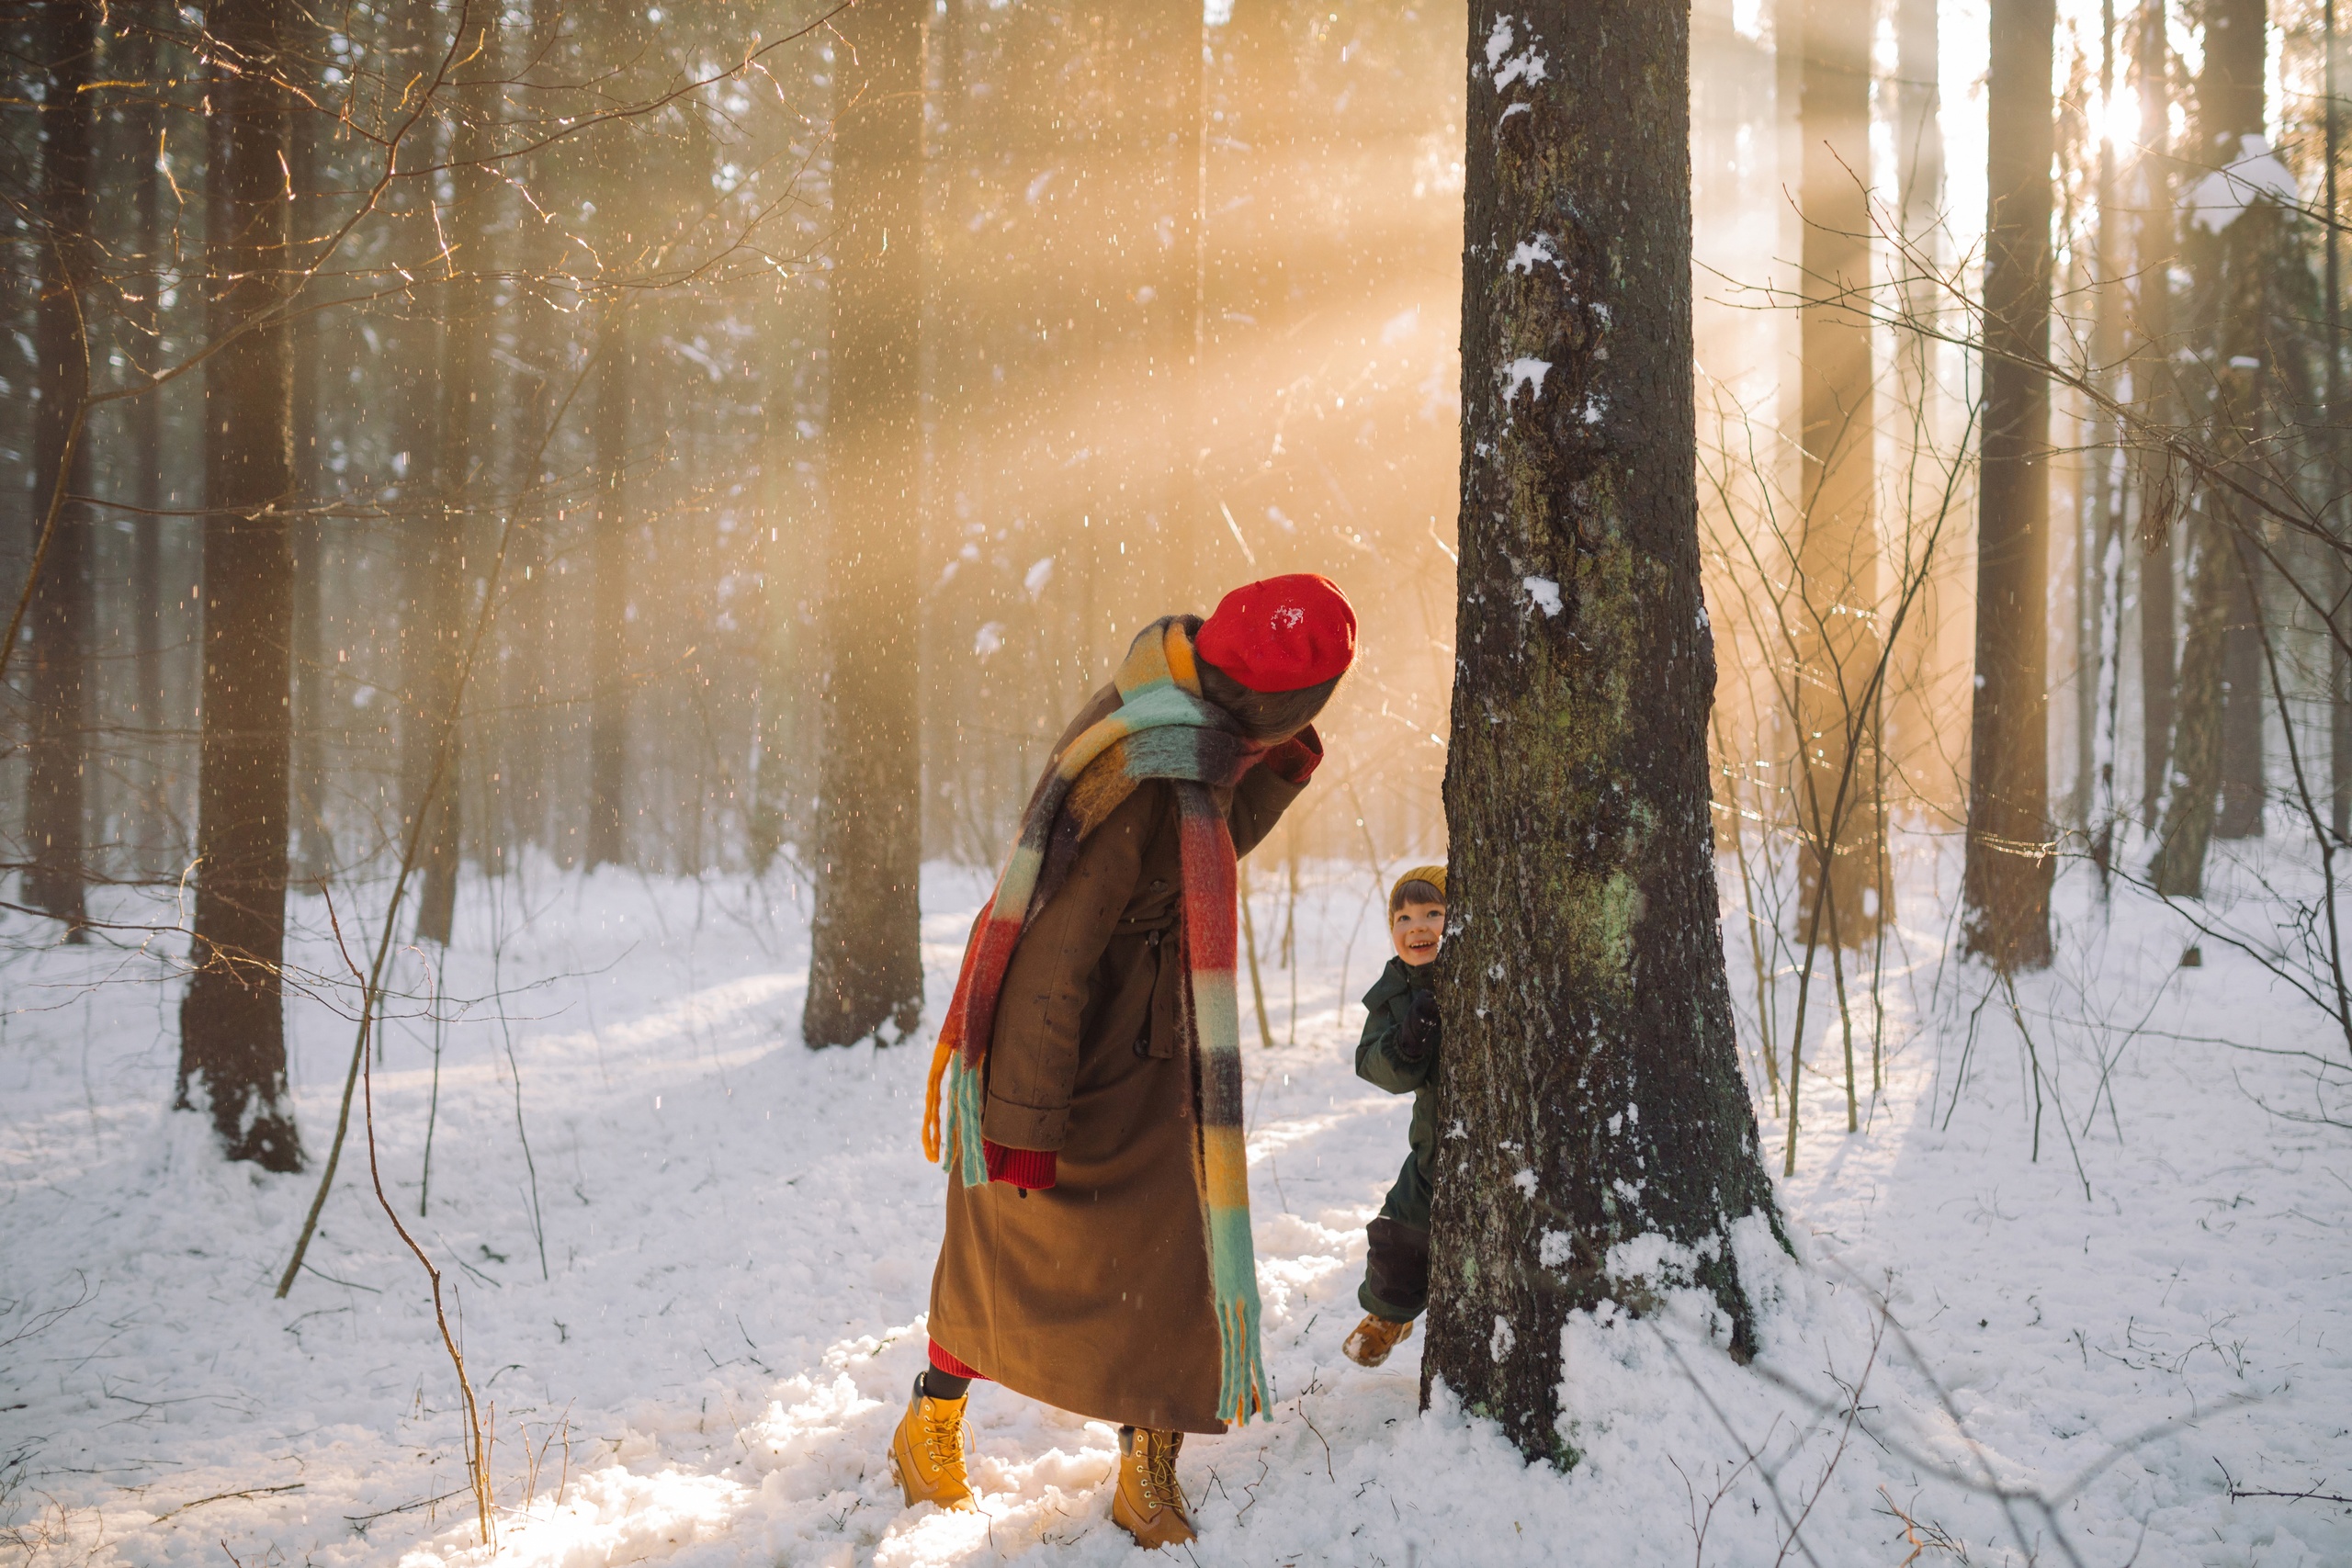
top-left (889, 575), bottom-right (1355, 1549)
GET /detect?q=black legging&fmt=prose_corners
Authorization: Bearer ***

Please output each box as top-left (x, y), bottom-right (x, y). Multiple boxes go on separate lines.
top-left (922, 1369), bottom-right (972, 1402)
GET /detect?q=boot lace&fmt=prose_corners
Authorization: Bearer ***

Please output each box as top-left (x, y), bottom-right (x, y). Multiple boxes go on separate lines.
top-left (1136, 1431), bottom-right (1184, 1514)
top-left (922, 1401), bottom-right (967, 1470)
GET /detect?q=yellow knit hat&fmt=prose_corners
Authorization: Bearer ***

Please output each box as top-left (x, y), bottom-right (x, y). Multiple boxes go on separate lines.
top-left (1390, 864), bottom-right (1448, 908)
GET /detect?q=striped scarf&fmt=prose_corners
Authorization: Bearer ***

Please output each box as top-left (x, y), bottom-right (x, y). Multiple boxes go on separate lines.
top-left (921, 615), bottom-right (1272, 1427)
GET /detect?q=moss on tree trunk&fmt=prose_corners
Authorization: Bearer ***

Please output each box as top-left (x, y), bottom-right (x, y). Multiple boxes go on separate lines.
top-left (1421, 0), bottom-right (1781, 1466)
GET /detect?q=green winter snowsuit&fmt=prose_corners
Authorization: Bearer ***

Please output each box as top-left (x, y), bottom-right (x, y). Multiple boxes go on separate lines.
top-left (1354, 954), bottom-right (1437, 1320)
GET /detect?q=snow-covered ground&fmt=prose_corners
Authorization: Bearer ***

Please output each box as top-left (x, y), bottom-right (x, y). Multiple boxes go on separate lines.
top-left (3, 840), bottom-right (2348, 1566)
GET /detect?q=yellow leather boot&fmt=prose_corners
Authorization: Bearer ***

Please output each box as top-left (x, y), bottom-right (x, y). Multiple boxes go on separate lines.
top-left (1343, 1313), bottom-right (1415, 1368)
top-left (888, 1374), bottom-right (976, 1511)
top-left (1110, 1425), bottom-right (1195, 1549)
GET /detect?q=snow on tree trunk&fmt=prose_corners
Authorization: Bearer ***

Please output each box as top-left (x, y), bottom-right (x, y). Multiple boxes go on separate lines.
top-left (178, 0), bottom-right (302, 1172)
top-left (1421, 0), bottom-right (1782, 1465)
top-left (803, 0), bottom-right (926, 1048)
top-left (1961, 0), bottom-right (2055, 972)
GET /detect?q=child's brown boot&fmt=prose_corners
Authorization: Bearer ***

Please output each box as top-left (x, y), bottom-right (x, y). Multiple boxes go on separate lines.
top-left (1110, 1425), bottom-right (1194, 1548)
top-left (1343, 1312), bottom-right (1415, 1367)
top-left (888, 1373), bottom-right (976, 1511)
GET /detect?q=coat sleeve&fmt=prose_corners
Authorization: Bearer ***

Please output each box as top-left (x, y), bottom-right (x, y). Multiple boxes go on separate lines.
top-left (979, 785), bottom-right (1156, 1153)
top-left (1227, 723), bottom-right (1322, 859)
top-left (1354, 976), bottom-right (1434, 1095)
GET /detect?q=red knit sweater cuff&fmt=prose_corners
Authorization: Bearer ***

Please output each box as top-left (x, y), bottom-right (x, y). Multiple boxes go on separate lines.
top-left (983, 1140), bottom-right (1057, 1190)
top-left (1262, 725), bottom-right (1324, 785)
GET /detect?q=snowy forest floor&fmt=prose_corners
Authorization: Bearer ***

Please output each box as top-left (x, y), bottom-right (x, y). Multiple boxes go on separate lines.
top-left (4, 840), bottom-right (2350, 1567)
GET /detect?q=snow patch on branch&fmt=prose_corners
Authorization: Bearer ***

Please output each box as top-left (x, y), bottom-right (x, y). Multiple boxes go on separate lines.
top-left (1522, 576), bottom-right (1562, 617)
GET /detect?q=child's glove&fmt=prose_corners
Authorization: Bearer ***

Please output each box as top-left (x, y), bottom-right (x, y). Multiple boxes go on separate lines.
top-left (983, 1140), bottom-right (1057, 1191)
top-left (1397, 988), bottom-right (1442, 1063)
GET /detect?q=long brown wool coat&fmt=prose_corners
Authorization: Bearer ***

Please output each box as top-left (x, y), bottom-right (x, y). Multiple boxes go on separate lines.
top-left (926, 687), bottom-right (1307, 1433)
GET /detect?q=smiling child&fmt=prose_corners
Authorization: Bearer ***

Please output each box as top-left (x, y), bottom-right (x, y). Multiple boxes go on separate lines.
top-left (1341, 864), bottom-right (1447, 1368)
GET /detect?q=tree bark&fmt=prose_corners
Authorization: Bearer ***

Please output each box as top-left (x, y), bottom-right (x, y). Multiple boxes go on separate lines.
top-left (803, 0), bottom-right (926, 1048)
top-left (2132, 0), bottom-right (2176, 830)
top-left (586, 296), bottom-right (632, 869)
top-left (2211, 0), bottom-right (2269, 845)
top-left (2077, 0), bottom-right (2124, 851)
top-left (25, 0), bottom-right (99, 935)
top-left (2214, 556), bottom-right (2267, 837)
top-left (290, 96), bottom-right (333, 885)
top-left (1961, 0), bottom-right (2056, 971)
top-left (1422, 0), bottom-right (1781, 1462)
top-left (2329, 0), bottom-right (2349, 844)
top-left (1794, 0), bottom-right (1883, 948)
top-left (178, 0), bottom-right (302, 1172)
top-left (124, 10), bottom-right (173, 879)
top-left (2152, 0), bottom-right (2270, 894)
top-left (408, 35), bottom-right (500, 943)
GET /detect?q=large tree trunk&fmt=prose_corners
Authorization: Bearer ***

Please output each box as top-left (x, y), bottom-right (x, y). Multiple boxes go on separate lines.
top-left (24, 0), bottom-right (99, 936)
top-left (289, 100), bottom-right (333, 886)
top-left (803, 0), bottom-right (926, 1048)
top-left (2151, 0), bottom-right (2270, 894)
top-left (123, 12), bottom-right (173, 880)
top-left (178, 0), bottom-right (302, 1172)
top-left (2210, 0), bottom-right (2269, 847)
top-left (1961, 0), bottom-right (2056, 971)
top-left (1422, 0), bottom-right (1781, 1462)
top-left (1793, 0), bottom-right (1883, 949)
top-left (2132, 0), bottom-right (2176, 831)
top-left (2329, 0), bottom-right (2349, 843)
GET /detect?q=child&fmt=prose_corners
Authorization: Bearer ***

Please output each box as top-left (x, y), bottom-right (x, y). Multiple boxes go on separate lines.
top-left (1342, 864), bottom-right (1446, 1368)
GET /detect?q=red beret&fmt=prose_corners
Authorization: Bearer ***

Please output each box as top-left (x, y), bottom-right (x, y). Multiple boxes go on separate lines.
top-left (1196, 573), bottom-right (1357, 693)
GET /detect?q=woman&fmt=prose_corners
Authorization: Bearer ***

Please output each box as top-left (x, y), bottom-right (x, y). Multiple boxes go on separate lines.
top-left (893, 574), bottom-right (1355, 1549)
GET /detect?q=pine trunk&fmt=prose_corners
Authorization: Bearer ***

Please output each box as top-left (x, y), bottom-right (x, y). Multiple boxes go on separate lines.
top-left (803, 0), bottom-right (926, 1048)
top-left (2132, 0), bottom-right (2176, 830)
top-left (2330, 0), bottom-right (2349, 842)
top-left (1794, 0), bottom-right (1883, 949)
top-left (1422, 0), bottom-right (1781, 1463)
top-left (125, 15), bottom-right (172, 878)
top-left (2215, 558), bottom-right (2267, 838)
top-left (25, 0), bottom-right (98, 934)
top-left (2152, 0), bottom-right (2269, 893)
top-left (409, 46), bottom-right (499, 943)
top-left (2080, 1), bottom-right (2124, 855)
top-left (586, 298), bottom-right (631, 870)
top-left (1961, 0), bottom-right (2056, 971)
top-left (2152, 496), bottom-right (2236, 896)
top-left (289, 100), bottom-right (332, 885)
top-left (178, 0), bottom-right (301, 1171)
